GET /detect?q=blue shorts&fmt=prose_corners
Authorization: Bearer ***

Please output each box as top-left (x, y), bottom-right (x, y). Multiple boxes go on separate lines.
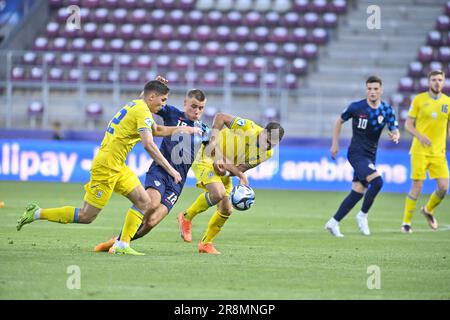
top-left (144, 166), bottom-right (184, 212)
top-left (348, 155), bottom-right (377, 188)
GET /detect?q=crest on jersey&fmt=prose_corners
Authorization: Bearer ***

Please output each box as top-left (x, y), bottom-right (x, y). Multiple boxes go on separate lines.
top-left (96, 190), bottom-right (103, 199)
top-left (377, 115), bottom-right (384, 124)
top-left (144, 117), bottom-right (154, 127)
top-left (368, 163), bottom-right (376, 170)
top-left (154, 180), bottom-right (161, 187)
top-left (236, 119), bottom-right (246, 126)
top-left (442, 104), bottom-right (448, 113)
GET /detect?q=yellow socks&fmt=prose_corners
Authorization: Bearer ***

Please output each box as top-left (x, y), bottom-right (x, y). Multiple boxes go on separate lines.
top-left (402, 195), bottom-right (417, 225)
top-left (119, 205), bottom-right (144, 243)
top-left (201, 211), bottom-right (229, 244)
top-left (40, 206), bottom-right (79, 223)
top-left (185, 192), bottom-right (214, 221)
top-left (425, 191), bottom-right (444, 214)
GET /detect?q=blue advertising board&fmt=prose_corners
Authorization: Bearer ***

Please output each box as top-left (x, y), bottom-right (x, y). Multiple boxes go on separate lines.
top-left (0, 139), bottom-right (448, 194)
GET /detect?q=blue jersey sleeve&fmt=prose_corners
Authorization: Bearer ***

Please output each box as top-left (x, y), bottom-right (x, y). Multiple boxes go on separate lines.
top-left (340, 103), bottom-right (355, 121)
top-left (157, 105), bottom-right (181, 121)
top-left (386, 106), bottom-right (399, 131)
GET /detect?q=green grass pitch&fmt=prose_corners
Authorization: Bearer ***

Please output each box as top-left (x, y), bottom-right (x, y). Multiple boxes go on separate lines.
top-left (0, 181), bottom-right (449, 300)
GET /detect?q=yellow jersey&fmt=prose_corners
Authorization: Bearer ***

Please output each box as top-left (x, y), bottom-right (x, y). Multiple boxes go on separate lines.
top-left (196, 117), bottom-right (273, 168)
top-left (94, 99), bottom-right (155, 171)
top-left (408, 92), bottom-right (450, 156)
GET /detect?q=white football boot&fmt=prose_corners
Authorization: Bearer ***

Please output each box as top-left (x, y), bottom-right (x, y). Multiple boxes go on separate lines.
top-left (325, 218), bottom-right (344, 237)
top-left (356, 211), bottom-right (371, 236)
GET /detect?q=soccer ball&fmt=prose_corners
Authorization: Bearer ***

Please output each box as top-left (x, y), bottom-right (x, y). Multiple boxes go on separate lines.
top-left (230, 185), bottom-right (255, 211)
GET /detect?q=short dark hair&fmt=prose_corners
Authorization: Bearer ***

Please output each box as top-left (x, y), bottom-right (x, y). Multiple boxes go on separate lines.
top-left (366, 76), bottom-right (382, 86)
top-left (428, 70), bottom-right (445, 79)
top-left (265, 122), bottom-right (285, 142)
top-left (143, 80), bottom-right (170, 96)
top-left (187, 89), bottom-right (206, 102)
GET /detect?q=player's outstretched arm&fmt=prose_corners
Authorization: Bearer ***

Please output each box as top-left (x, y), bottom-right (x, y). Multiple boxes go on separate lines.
top-left (139, 130), bottom-right (182, 184)
top-left (152, 124), bottom-right (200, 137)
top-left (331, 117), bottom-right (344, 160)
top-left (405, 117), bottom-right (432, 147)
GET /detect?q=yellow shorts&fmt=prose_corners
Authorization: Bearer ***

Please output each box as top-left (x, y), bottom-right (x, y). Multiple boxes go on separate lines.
top-left (192, 162), bottom-right (233, 196)
top-left (410, 153), bottom-right (449, 180)
top-left (83, 163), bottom-right (141, 209)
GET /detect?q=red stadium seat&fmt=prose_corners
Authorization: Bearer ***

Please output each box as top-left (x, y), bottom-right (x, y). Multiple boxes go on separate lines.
top-left (99, 23), bottom-right (117, 39)
top-left (232, 56), bottom-right (249, 71)
top-left (417, 46), bottom-right (434, 63)
top-left (270, 27), bottom-right (289, 43)
top-left (291, 27), bottom-right (308, 43)
top-left (33, 37), bottom-right (49, 51)
top-left (157, 25), bottom-right (175, 41)
top-left (245, 11), bottom-right (263, 27)
top-left (46, 22), bottom-right (60, 37)
top-left (241, 72), bottom-right (259, 87)
top-left (71, 38), bottom-right (87, 51)
top-left (251, 56), bottom-right (268, 71)
top-left (49, 68), bottom-right (64, 82)
top-left (203, 41), bottom-right (222, 55)
top-left (311, 0), bottom-right (327, 14)
top-left (112, 8), bottom-right (128, 23)
top-left (156, 55), bottom-right (171, 69)
top-left (195, 56), bottom-right (211, 70)
top-left (186, 40), bottom-right (201, 54)
top-left (265, 11), bottom-right (281, 27)
top-left (408, 61), bottom-right (424, 78)
top-left (271, 57), bottom-right (287, 71)
top-left (224, 41), bottom-right (240, 55)
top-left (225, 11), bottom-right (242, 26)
top-left (291, 57), bottom-right (308, 75)
top-left (263, 73), bottom-right (278, 88)
top-left (60, 53), bottom-right (76, 67)
top-left (174, 56), bottom-right (190, 70)
top-left (216, 25), bottom-right (231, 42)
top-left (119, 54), bottom-right (132, 68)
top-left (148, 40), bottom-right (163, 53)
top-left (427, 30), bottom-right (442, 47)
top-left (129, 39), bottom-right (144, 53)
top-left (436, 15), bottom-right (450, 31)
top-left (104, 0), bottom-right (119, 8)
top-left (91, 38), bottom-right (106, 52)
top-left (52, 37), bottom-right (67, 51)
top-left (23, 52), bottom-right (37, 65)
top-left (167, 40), bottom-right (183, 54)
top-left (151, 9), bottom-right (166, 24)
top-left (119, 24), bottom-right (135, 40)
top-left (28, 101), bottom-right (44, 116)
top-left (213, 56), bottom-right (229, 70)
top-left (43, 52), bottom-right (56, 66)
top-left (201, 72), bottom-right (220, 86)
top-left (98, 53), bottom-right (113, 67)
top-left (177, 25), bottom-right (193, 41)
top-left (329, 0), bottom-right (348, 14)
top-left (301, 43), bottom-right (319, 60)
top-left (196, 25), bottom-right (213, 42)
top-left (68, 69), bottom-right (81, 82)
top-left (56, 8), bottom-right (70, 23)
top-left (207, 10), bottom-right (224, 25)
top-left (92, 8), bottom-right (109, 23)
top-left (138, 24), bottom-right (154, 40)
top-left (253, 26), bottom-right (269, 42)
top-left (125, 70), bottom-right (141, 83)
top-left (80, 53), bottom-right (95, 66)
top-left (263, 42), bottom-right (279, 56)
top-left (311, 28), bottom-right (328, 44)
top-left (179, 0), bottom-right (196, 10)
top-left (83, 22), bottom-right (98, 39)
top-left (109, 38), bottom-right (124, 52)
top-left (169, 9), bottom-right (185, 25)
top-left (234, 26), bottom-right (250, 42)
top-left (243, 42), bottom-right (260, 55)
top-left (438, 46), bottom-right (450, 62)
top-left (11, 67), bottom-right (25, 81)
top-left (283, 73), bottom-right (298, 88)
top-left (86, 102), bottom-right (103, 120)
top-left (398, 77), bottom-right (414, 93)
top-left (282, 12), bottom-right (300, 28)
top-left (323, 13), bottom-right (338, 28)
top-left (304, 13), bottom-right (320, 28)
top-left (293, 0), bottom-right (308, 13)
top-left (30, 67), bottom-right (43, 81)
top-left (282, 42), bottom-right (299, 58)
top-left (187, 10), bottom-right (203, 25)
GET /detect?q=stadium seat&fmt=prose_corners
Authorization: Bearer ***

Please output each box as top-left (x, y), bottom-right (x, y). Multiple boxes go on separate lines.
top-left (216, 25), bottom-right (232, 42)
top-left (28, 101), bottom-right (44, 126)
top-left (417, 46), bottom-right (433, 63)
top-left (11, 67), bottom-right (25, 81)
top-left (271, 57), bottom-right (287, 71)
top-left (83, 22), bottom-right (98, 39)
top-left (125, 70), bottom-right (141, 83)
top-left (49, 67), bottom-right (64, 82)
top-left (216, 0), bottom-right (233, 12)
top-left (104, 0), bottom-right (119, 8)
top-left (291, 57), bottom-right (308, 75)
top-left (283, 73), bottom-right (298, 88)
top-left (202, 71), bottom-right (220, 86)
top-left (169, 9), bottom-right (185, 25)
top-left (46, 22), bottom-right (60, 37)
top-left (408, 61), bottom-right (424, 78)
top-left (85, 103), bottom-right (103, 128)
top-left (253, 26), bottom-right (269, 42)
top-left (138, 24), bottom-right (155, 40)
top-left (293, 0), bottom-right (308, 13)
top-left (30, 67), bottom-right (43, 81)
top-left (80, 53), bottom-right (94, 66)
top-left (148, 40), bottom-right (163, 53)
top-left (282, 12), bottom-right (300, 28)
top-left (135, 55), bottom-right (151, 68)
top-left (98, 53), bottom-right (113, 67)
top-left (311, 0), bottom-right (328, 13)
top-left (72, 38), bottom-right (87, 51)
top-left (265, 11), bottom-right (281, 27)
top-left (243, 42), bottom-right (260, 55)
top-left (108, 38), bottom-right (125, 52)
top-left (177, 25), bottom-right (193, 41)
top-left (167, 40), bottom-right (183, 54)
top-left (195, 56), bottom-right (211, 70)
top-left (304, 13), bottom-right (320, 28)
top-left (23, 52), bottom-right (37, 65)
top-left (242, 72), bottom-right (259, 87)
top-left (262, 73), bottom-right (278, 87)
top-left (174, 55), bottom-right (190, 70)
top-left (263, 107), bottom-right (280, 122)
top-left (234, 26), bottom-right (251, 42)
top-left (311, 28), bottom-right (328, 44)
top-left (263, 42), bottom-right (279, 56)
top-left (203, 41), bottom-right (222, 55)
top-left (179, 0), bottom-right (196, 10)
top-left (427, 30), bottom-right (442, 47)
top-left (398, 77), bottom-right (414, 93)
top-left (144, 70), bottom-right (158, 81)
top-left (99, 23), bottom-right (117, 39)
top-left (301, 43), bottom-right (319, 60)
top-left (33, 37), bottom-right (49, 51)
top-left (273, 0), bottom-right (291, 12)
top-left (207, 10), bottom-right (224, 25)
top-left (270, 27), bottom-right (289, 43)
top-left (254, 0), bottom-right (272, 12)
top-left (251, 56), bottom-right (268, 71)
top-left (186, 40), bottom-right (201, 54)
top-left (112, 8), bottom-right (128, 23)
top-left (129, 39), bottom-right (144, 53)
top-left (156, 25), bottom-right (174, 41)
top-left (119, 24), bottom-right (135, 40)
top-left (43, 52), bottom-right (56, 66)
top-left (93, 8), bottom-right (109, 23)
top-left (60, 53), bottom-right (76, 66)
top-left (87, 69), bottom-right (102, 82)
top-left (118, 54), bottom-right (132, 68)
top-left (438, 46), bottom-right (450, 62)
top-left (226, 11), bottom-right (243, 26)
top-left (436, 15), bottom-right (450, 31)
top-left (292, 27), bottom-right (308, 43)
top-left (91, 38), bottom-right (107, 52)
top-left (224, 42), bottom-right (240, 55)
top-left (330, 0), bottom-right (347, 14)
top-left (196, 25), bottom-right (213, 42)
top-left (225, 72), bottom-right (239, 85)
top-left (245, 11), bottom-right (263, 27)
top-left (68, 69), bottom-right (82, 82)
top-left (123, 0), bottom-right (138, 9)
top-left (187, 10), bottom-right (203, 25)
top-left (150, 9), bottom-right (166, 24)
top-left (50, 0), bottom-right (64, 8)
top-left (426, 61), bottom-right (443, 75)
top-left (82, 0), bottom-right (100, 8)
top-left (213, 56), bottom-right (229, 70)
top-left (418, 77), bottom-right (429, 92)
top-left (56, 8), bottom-right (70, 23)
top-left (159, 0), bottom-right (176, 10)
top-left (281, 43), bottom-right (299, 58)
top-left (323, 13), bottom-right (338, 28)
top-left (232, 56), bottom-right (249, 71)
top-left (156, 55), bottom-right (171, 69)
top-left (235, 0), bottom-right (252, 12)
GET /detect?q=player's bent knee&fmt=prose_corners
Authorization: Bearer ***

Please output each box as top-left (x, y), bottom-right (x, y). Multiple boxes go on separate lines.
top-left (370, 176), bottom-right (383, 191)
top-left (210, 190), bottom-right (227, 204)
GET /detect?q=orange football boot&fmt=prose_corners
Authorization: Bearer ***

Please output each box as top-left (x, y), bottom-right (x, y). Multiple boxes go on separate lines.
top-left (177, 212), bottom-right (192, 242)
top-left (198, 242), bottom-right (221, 255)
top-left (94, 236), bottom-right (116, 252)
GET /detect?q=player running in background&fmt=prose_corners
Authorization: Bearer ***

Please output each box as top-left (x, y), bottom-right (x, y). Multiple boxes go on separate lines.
top-left (94, 88), bottom-right (209, 253)
top-left (16, 80), bottom-right (200, 255)
top-left (326, 76), bottom-right (400, 237)
top-left (401, 70), bottom-right (450, 233)
top-left (177, 112), bottom-right (284, 254)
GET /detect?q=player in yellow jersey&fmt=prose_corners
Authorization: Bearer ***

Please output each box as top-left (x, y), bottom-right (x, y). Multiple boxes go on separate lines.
top-left (401, 70), bottom-right (450, 233)
top-left (16, 80), bottom-right (200, 255)
top-left (177, 112), bottom-right (284, 254)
